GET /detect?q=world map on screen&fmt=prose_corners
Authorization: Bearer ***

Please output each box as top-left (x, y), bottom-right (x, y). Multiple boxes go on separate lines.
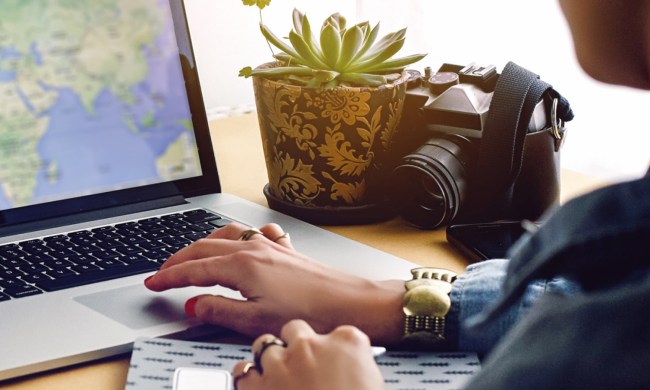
top-left (0, 0), bottom-right (202, 210)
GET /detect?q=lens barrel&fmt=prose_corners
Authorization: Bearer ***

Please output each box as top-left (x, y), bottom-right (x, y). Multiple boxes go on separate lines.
top-left (389, 137), bottom-right (470, 229)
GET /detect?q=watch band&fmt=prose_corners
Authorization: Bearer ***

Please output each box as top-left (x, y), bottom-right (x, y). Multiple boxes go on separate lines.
top-left (401, 267), bottom-right (457, 349)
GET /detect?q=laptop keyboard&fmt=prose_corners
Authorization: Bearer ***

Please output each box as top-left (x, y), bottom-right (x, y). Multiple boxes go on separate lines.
top-left (0, 209), bottom-right (232, 302)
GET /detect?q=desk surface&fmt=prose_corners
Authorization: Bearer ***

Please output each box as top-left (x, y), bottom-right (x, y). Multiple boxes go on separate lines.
top-left (3, 113), bottom-right (604, 390)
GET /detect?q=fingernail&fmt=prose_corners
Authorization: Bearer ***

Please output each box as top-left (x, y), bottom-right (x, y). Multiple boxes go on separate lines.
top-left (185, 297), bottom-right (199, 318)
top-left (144, 275), bottom-right (154, 285)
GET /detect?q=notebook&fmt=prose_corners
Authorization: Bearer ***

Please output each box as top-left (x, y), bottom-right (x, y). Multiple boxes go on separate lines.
top-left (0, 0), bottom-right (417, 381)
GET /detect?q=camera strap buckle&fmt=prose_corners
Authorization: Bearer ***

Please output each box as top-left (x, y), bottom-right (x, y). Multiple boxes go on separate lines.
top-left (551, 97), bottom-right (567, 152)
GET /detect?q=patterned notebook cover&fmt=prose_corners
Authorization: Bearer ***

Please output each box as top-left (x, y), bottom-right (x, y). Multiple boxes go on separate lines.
top-left (126, 337), bottom-right (480, 390)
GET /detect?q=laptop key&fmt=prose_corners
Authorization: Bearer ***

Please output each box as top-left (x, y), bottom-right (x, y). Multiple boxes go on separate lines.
top-left (0, 291), bottom-right (11, 301)
top-left (209, 218), bottom-right (232, 228)
top-left (95, 240), bottom-right (124, 250)
top-left (69, 235), bottom-right (98, 245)
top-left (1, 257), bottom-right (29, 269)
top-left (18, 264), bottom-right (49, 274)
top-left (183, 210), bottom-right (221, 223)
top-left (46, 268), bottom-right (76, 279)
top-left (71, 264), bottom-right (101, 274)
top-left (20, 273), bottom-right (52, 284)
top-left (185, 232), bottom-right (209, 241)
top-left (21, 244), bottom-right (50, 256)
top-left (48, 249), bottom-right (81, 259)
top-left (161, 236), bottom-right (191, 246)
top-left (0, 248), bottom-right (29, 259)
top-left (189, 222), bottom-right (215, 232)
top-left (95, 258), bottom-right (126, 268)
top-left (35, 261), bottom-right (160, 292)
top-left (3, 284), bottom-right (43, 298)
top-left (67, 254), bottom-right (96, 265)
top-left (120, 254), bottom-right (151, 264)
top-left (0, 268), bottom-right (26, 279)
top-left (138, 241), bottom-right (166, 251)
top-left (42, 259), bottom-right (75, 269)
top-left (0, 277), bottom-right (26, 289)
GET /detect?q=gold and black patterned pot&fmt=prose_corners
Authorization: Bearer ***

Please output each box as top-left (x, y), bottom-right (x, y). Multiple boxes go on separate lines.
top-left (252, 64), bottom-right (409, 225)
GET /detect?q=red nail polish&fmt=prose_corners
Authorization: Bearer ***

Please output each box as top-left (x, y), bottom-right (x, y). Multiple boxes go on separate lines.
top-left (185, 297), bottom-right (199, 317)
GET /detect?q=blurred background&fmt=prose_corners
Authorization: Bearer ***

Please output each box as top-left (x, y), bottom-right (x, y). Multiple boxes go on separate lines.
top-left (184, 0), bottom-right (650, 183)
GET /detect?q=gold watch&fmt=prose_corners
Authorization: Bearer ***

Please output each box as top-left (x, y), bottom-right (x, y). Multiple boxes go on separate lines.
top-left (401, 267), bottom-right (457, 349)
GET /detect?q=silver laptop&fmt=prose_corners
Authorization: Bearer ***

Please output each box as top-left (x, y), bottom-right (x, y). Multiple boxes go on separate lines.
top-left (0, 0), bottom-right (416, 381)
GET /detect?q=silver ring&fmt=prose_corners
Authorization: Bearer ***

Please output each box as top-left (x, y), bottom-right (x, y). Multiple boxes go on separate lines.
top-left (238, 228), bottom-right (263, 241)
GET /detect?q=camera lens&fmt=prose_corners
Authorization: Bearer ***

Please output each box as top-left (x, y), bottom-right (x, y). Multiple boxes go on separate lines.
top-left (389, 137), bottom-right (470, 229)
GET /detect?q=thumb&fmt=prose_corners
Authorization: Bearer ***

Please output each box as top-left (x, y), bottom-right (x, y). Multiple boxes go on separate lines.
top-left (188, 294), bottom-right (266, 337)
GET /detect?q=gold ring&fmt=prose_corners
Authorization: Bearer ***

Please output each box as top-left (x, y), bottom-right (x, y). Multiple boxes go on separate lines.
top-left (233, 362), bottom-right (256, 389)
top-left (271, 232), bottom-right (290, 242)
top-left (238, 228), bottom-right (263, 241)
top-left (253, 335), bottom-right (287, 374)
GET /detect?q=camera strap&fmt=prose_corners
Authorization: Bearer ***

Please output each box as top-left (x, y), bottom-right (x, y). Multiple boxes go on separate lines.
top-left (469, 61), bottom-right (573, 220)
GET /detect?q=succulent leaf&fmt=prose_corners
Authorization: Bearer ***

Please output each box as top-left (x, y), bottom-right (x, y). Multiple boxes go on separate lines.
top-left (348, 38), bottom-right (406, 72)
top-left (359, 28), bottom-right (406, 62)
top-left (320, 23), bottom-right (341, 68)
top-left (300, 13), bottom-right (323, 60)
top-left (323, 12), bottom-right (346, 33)
top-left (289, 30), bottom-right (329, 69)
top-left (244, 65), bottom-right (319, 78)
top-left (348, 22), bottom-right (380, 64)
top-left (338, 72), bottom-right (388, 87)
top-left (260, 23), bottom-right (301, 59)
top-left (361, 53), bottom-right (428, 72)
top-left (292, 8), bottom-right (304, 35)
top-left (336, 26), bottom-right (364, 69)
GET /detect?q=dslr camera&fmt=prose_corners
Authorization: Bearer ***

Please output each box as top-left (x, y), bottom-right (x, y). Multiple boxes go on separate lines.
top-left (387, 63), bottom-right (567, 229)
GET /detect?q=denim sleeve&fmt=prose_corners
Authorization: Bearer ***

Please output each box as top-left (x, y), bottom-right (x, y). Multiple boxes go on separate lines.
top-left (445, 259), bottom-right (579, 356)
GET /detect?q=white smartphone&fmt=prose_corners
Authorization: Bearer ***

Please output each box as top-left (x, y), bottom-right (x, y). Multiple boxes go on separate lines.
top-left (173, 367), bottom-right (232, 390)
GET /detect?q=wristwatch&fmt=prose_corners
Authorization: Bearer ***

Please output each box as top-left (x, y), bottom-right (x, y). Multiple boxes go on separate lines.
top-left (401, 267), bottom-right (457, 349)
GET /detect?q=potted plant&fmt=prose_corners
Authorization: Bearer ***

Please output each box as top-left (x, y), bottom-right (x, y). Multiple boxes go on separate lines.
top-left (240, 2), bottom-right (426, 225)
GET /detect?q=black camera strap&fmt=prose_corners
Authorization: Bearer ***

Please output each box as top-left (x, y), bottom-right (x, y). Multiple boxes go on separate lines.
top-left (468, 61), bottom-right (573, 220)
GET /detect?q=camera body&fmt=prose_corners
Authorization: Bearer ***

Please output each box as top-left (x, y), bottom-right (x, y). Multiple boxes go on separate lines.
top-left (388, 63), bottom-right (558, 229)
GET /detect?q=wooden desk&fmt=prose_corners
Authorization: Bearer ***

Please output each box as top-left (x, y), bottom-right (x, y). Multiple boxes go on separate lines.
top-left (2, 113), bottom-right (604, 390)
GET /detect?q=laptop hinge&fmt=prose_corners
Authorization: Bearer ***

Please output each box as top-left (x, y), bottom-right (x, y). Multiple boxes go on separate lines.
top-left (0, 195), bottom-right (187, 238)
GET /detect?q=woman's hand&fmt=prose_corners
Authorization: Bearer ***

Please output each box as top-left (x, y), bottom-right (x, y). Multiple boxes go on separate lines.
top-left (144, 223), bottom-right (405, 345)
top-left (232, 319), bottom-right (384, 390)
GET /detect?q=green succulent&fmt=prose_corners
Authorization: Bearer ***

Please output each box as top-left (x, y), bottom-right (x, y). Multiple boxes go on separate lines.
top-left (240, 9), bottom-right (427, 88)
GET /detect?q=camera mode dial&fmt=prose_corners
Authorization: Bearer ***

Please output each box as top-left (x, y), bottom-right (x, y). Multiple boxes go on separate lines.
top-left (427, 72), bottom-right (459, 95)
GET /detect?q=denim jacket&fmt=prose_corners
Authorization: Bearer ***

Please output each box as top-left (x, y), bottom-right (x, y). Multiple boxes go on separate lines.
top-left (446, 169), bottom-right (650, 389)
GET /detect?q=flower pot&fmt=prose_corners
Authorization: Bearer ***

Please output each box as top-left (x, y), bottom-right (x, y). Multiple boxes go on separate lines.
top-left (252, 64), bottom-right (409, 225)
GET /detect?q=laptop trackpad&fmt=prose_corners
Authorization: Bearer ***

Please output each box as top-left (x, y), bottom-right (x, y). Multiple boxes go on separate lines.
top-left (74, 284), bottom-right (191, 330)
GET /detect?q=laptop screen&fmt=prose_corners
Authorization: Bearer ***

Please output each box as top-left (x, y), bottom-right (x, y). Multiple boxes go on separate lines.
top-left (0, 0), bottom-right (219, 230)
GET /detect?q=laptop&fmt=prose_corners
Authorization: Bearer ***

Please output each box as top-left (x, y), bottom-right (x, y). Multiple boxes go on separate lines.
top-left (0, 0), bottom-right (416, 381)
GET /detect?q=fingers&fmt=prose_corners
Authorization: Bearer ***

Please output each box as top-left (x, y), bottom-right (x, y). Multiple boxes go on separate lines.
top-left (159, 223), bottom-right (292, 270)
top-left (184, 294), bottom-right (287, 338)
top-left (204, 222), bottom-right (252, 240)
top-left (252, 334), bottom-right (287, 373)
top-left (280, 319), bottom-right (317, 344)
top-left (258, 224), bottom-right (293, 250)
top-left (147, 257), bottom-right (225, 291)
top-left (232, 361), bottom-right (262, 390)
